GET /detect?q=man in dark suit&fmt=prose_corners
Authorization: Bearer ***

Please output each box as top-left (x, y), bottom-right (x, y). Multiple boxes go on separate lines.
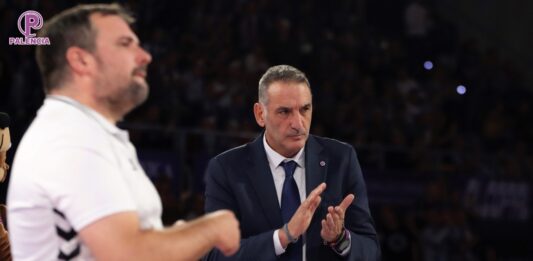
top-left (204, 65), bottom-right (380, 260)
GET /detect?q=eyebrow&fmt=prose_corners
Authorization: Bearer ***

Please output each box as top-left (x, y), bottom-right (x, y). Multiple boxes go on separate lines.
top-left (276, 103), bottom-right (312, 111)
top-left (117, 35), bottom-right (139, 44)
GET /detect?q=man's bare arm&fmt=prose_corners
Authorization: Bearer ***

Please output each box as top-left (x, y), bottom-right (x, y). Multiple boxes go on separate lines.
top-left (80, 209), bottom-right (240, 260)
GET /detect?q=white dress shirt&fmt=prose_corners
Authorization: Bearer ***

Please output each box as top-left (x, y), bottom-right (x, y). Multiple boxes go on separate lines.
top-left (263, 135), bottom-right (308, 260)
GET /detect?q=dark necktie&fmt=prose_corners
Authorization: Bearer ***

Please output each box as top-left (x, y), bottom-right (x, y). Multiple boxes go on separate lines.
top-left (280, 160), bottom-right (302, 261)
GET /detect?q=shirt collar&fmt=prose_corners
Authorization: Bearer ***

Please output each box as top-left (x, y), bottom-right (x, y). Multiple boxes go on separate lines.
top-left (263, 133), bottom-right (305, 168)
top-left (46, 95), bottom-right (129, 142)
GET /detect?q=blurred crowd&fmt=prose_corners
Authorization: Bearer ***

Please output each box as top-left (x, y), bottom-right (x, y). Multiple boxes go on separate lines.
top-left (1, 0), bottom-right (531, 260)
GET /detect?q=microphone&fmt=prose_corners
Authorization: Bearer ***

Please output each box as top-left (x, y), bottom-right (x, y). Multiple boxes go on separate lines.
top-left (0, 112), bottom-right (11, 182)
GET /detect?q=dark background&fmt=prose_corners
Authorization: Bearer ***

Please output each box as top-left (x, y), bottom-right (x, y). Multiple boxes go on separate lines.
top-left (1, 0), bottom-right (531, 260)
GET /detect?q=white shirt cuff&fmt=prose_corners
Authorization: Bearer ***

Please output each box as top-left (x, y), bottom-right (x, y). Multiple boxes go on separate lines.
top-left (273, 229), bottom-right (286, 256)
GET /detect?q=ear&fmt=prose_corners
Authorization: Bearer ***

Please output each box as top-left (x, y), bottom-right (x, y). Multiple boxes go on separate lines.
top-left (253, 102), bottom-right (265, 128)
top-left (65, 46), bottom-right (94, 76)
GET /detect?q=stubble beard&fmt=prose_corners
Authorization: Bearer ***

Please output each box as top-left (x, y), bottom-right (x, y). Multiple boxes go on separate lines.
top-left (95, 73), bottom-right (149, 120)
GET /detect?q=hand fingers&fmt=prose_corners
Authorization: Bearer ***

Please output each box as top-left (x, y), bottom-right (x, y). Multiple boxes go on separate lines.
top-left (221, 241), bottom-right (239, 256)
top-left (220, 216), bottom-right (240, 256)
top-left (289, 187), bottom-right (323, 238)
top-left (221, 232), bottom-right (240, 256)
top-left (310, 195), bottom-right (322, 211)
top-left (326, 206), bottom-right (339, 222)
top-left (328, 206), bottom-right (342, 224)
top-left (331, 209), bottom-right (342, 227)
top-left (303, 183), bottom-right (326, 209)
top-left (338, 194), bottom-right (355, 212)
top-left (320, 220), bottom-right (328, 238)
top-left (321, 219), bottom-right (333, 235)
top-left (325, 206), bottom-right (344, 236)
top-left (302, 194), bottom-right (322, 213)
top-left (321, 218), bottom-right (336, 242)
top-left (173, 219), bottom-right (186, 226)
top-left (220, 239), bottom-right (238, 256)
top-left (309, 183), bottom-right (326, 198)
top-left (329, 211), bottom-right (343, 231)
top-left (326, 213), bottom-right (336, 229)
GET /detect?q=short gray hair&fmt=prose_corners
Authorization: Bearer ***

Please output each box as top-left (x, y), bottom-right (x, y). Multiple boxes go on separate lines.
top-left (258, 65), bottom-right (311, 104)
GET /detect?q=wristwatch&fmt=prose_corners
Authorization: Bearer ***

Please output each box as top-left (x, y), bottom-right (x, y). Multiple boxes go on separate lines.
top-left (327, 228), bottom-right (350, 254)
top-left (333, 232), bottom-right (350, 253)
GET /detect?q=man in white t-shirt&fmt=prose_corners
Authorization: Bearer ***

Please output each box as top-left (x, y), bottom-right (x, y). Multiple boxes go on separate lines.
top-left (7, 3), bottom-right (239, 260)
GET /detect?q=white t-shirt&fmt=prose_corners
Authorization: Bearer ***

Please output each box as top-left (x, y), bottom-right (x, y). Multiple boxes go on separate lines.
top-left (7, 96), bottom-right (163, 260)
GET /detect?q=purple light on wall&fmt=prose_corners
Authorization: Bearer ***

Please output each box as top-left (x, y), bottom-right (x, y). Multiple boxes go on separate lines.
top-left (424, 61), bottom-right (433, 70)
top-left (456, 85), bottom-right (467, 95)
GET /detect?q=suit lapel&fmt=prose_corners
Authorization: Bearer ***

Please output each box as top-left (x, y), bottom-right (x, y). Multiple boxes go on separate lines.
top-left (247, 135), bottom-right (283, 228)
top-left (304, 136), bottom-right (329, 256)
top-left (305, 135), bottom-right (328, 196)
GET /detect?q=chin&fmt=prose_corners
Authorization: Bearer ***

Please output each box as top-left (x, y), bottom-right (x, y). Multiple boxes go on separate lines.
top-left (130, 82), bottom-right (149, 104)
top-left (290, 142), bottom-right (306, 153)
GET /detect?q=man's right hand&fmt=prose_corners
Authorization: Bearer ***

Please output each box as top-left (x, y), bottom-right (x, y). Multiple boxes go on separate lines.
top-left (279, 183), bottom-right (326, 248)
top-left (207, 210), bottom-right (241, 256)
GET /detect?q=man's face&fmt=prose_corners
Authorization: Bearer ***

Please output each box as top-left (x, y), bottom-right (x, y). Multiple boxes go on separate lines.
top-left (90, 14), bottom-right (152, 118)
top-left (254, 81), bottom-right (312, 158)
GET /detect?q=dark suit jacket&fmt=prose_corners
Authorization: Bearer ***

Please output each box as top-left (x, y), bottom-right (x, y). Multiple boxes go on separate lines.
top-left (203, 134), bottom-right (380, 260)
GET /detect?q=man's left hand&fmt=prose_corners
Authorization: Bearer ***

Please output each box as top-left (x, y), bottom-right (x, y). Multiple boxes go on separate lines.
top-left (320, 194), bottom-right (355, 243)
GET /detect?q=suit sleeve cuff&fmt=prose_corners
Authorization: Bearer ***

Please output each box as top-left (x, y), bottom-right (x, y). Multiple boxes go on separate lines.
top-left (273, 229), bottom-right (287, 256)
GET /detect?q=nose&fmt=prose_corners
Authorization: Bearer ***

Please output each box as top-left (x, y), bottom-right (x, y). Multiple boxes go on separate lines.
top-left (290, 111), bottom-right (304, 131)
top-left (138, 46), bottom-right (152, 65)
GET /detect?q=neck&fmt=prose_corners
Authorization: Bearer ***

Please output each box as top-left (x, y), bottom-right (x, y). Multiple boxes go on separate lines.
top-left (49, 86), bottom-right (119, 125)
